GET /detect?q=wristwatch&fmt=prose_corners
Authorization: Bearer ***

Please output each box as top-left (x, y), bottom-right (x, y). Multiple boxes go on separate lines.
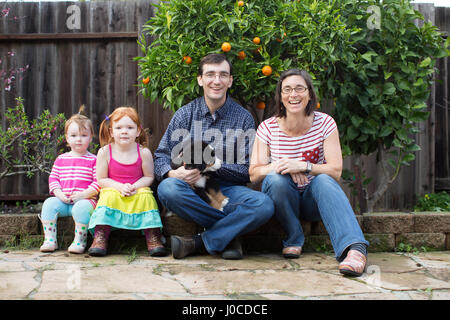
top-left (305, 161), bottom-right (312, 174)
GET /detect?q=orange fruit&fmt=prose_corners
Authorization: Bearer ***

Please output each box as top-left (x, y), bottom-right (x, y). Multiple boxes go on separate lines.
top-left (253, 37), bottom-right (261, 45)
top-left (262, 65), bottom-right (272, 76)
top-left (221, 42), bottom-right (231, 52)
top-left (183, 56), bottom-right (192, 64)
top-left (256, 101), bottom-right (266, 110)
top-left (142, 77), bottom-right (150, 85)
top-left (238, 1), bottom-right (244, 6)
top-left (237, 51), bottom-right (246, 60)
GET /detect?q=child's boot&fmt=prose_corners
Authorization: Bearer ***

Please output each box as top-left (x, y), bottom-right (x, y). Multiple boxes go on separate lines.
top-left (88, 225), bottom-right (111, 257)
top-left (68, 222), bottom-right (89, 254)
top-left (144, 228), bottom-right (168, 257)
top-left (39, 217), bottom-right (58, 252)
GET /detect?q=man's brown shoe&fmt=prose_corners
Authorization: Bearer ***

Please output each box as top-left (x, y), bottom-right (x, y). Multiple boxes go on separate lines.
top-left (171, 235), bottom-right (199, 259)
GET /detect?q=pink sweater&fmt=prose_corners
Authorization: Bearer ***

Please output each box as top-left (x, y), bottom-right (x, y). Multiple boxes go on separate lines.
top-left (48, 152), bottom-right (100, 207)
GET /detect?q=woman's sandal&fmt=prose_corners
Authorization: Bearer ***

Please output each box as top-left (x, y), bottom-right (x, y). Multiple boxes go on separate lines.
top-left (282, 246), bottom-right (302, 259)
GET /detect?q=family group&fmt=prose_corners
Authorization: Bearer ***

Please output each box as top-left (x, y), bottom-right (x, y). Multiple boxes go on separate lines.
top-left (38, 53), bottom-right (369, 277)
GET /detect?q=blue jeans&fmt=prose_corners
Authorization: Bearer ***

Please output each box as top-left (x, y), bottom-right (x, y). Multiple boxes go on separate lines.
top-left (41, 197), bottom-right (93, 225)
top-left (157, 177), bottom-right (274, 254)
top-left (261, 173), bottom-right (369, 261)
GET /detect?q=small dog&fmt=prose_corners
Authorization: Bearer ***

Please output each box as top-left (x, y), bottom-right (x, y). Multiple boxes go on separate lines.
top-left (171, 140), bottom-right (229, 211)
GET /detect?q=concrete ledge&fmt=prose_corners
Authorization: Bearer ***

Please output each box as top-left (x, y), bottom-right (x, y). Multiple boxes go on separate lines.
top-left (363, 212), bottom-right (414, 234)
top-left (0, 211), bottom-right (449, 252)
top-left (413, 212), bottom-right (450, 233)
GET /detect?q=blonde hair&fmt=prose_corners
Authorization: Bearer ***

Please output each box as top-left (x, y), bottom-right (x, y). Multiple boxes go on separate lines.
top-left (99, 106), bottom-right (149, 148)
top-left (64, 105), bottom-right (94, 136)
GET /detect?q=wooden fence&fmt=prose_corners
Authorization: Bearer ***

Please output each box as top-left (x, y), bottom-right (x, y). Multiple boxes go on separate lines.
top-left (0, 1), bottom-right (448, 211)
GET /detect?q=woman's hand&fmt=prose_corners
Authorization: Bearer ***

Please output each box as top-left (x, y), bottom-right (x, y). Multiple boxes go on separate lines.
top-left (274, 158), bottom-right (305, 175)
top-left (290, 172), bottom-right (309, 186)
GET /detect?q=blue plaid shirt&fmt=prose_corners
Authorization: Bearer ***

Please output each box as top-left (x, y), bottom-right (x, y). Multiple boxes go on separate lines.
top-left (154, 96), bottom-right (256, 185)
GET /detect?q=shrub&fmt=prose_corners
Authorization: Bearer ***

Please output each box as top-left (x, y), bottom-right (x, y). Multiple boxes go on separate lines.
top-left (0, 97), bottom-right (66, 179)
top-left (414, 191), bottom-right (450, 212)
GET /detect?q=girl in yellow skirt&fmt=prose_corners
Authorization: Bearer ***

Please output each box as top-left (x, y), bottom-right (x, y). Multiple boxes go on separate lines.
top-left (88, 106), bottom-right (167, 257)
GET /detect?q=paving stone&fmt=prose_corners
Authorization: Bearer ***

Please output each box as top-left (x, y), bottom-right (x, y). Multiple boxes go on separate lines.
top-left (37, 265), bottom-right (187, 295)
top-left (172, 269), bottom-right (377, 297)
top-left (373, 271), bottom-right (450, 291)
top-left (364, 252), bottom-right (423, 273)
top-left (413, 212), bottom-right (450, 233)
top-left (363, 212), bottom-right (414, 234)
top-left (0, 271), bottom-right (39, 299)
top-left (431, 290), bottom-right (450, 300)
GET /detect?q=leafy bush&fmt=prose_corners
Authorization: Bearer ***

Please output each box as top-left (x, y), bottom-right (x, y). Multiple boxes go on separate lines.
top-left (414, 191), bottom-right (450, 212)
top-left (0, 97), bottom-right (66, 179)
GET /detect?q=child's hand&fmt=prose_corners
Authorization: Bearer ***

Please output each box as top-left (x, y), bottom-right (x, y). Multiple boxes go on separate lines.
top-left (119, 183), bottom-right (137, 197)
top-left (54, 189), bottom-right (71, 204)
top-left (69, 191), bottom-right (85, 203)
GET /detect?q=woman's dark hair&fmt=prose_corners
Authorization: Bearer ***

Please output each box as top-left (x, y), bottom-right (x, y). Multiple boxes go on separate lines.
top-left (198, 53), bottom-right (233, 76)
top-left (274, 69), bottom-right (317, 118)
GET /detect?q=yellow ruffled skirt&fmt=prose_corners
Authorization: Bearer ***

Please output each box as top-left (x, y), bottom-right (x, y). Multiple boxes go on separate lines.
top-left (88, 187), bottom-right (162, 234)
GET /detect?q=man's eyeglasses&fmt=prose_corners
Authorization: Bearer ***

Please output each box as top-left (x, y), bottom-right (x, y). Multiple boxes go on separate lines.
top-left (281, 86), bottom-right (308, 94)
top-left (203, 72), bottom-right (230, 80)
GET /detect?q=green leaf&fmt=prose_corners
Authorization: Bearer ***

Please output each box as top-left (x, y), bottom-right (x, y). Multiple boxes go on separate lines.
top-left (418, 57), bottom-right (431, 68)
top-left (383, 83), bottom-right (396, 95)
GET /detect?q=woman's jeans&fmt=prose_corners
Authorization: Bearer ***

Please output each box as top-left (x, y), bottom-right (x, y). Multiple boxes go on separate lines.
top-left (261, 173), bottom-right (369, 261)
top-left (41, 197), bottom-right (93, 225)
top-left (157, 177), bottom-right (274, 255)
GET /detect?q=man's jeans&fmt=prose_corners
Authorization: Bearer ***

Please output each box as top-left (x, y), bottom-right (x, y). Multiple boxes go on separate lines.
top-left (261, 173), bottom-right (369, 261)
top-left (157, 177), bottom-right (274, 254)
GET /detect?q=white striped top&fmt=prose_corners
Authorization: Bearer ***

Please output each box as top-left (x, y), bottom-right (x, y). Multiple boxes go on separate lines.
top-left (256, 111), bottom-right (337, 190)
top-left (48, 152), bottom-right (100, 206)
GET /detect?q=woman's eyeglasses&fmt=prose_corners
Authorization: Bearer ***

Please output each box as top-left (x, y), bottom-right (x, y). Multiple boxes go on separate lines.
top-left (281, 86), bottom-right (308, 94)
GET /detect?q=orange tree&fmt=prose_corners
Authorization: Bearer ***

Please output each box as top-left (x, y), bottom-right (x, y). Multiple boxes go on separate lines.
top-left (136, 0), bottom-right (357, 120)
top-left (137, 0), bottom-right (448, 212)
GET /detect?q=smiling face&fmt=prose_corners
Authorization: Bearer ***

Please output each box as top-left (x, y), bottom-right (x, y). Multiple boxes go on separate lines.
top-left (280, 75), bottom-right (310, 115)
top-left (197, 60), bottom-right (233, 109)
top-left (110, 115), bottom-right (140, 146)
top-left (66, 122), bottom-right (92, 155)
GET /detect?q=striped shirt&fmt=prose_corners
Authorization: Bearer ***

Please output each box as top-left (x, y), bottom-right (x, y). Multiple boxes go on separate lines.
top-left (48, 152), bottom-right (100, 207)
top-left (256, 111), bottom-right (337, 191)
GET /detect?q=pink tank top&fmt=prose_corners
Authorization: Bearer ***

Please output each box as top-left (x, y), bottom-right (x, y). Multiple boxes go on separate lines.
top-left (108, 144), bottom-right (143, 184)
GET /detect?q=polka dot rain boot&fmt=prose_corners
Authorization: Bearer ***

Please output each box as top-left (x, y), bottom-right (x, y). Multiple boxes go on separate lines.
top-left (68, 222), bottom-right (89, 254)
top-left (39, 218), bottom-right (58, 252)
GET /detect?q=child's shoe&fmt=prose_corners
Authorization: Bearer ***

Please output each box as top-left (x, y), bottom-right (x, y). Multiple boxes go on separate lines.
top-left (144, 228), bottom-right (168, 257)
top-left (88, 225), bottom-right (111, 257)
top-left (39, 217), bottom-right (58, 252)
top-left (68, 222), bottom-right (89, 254)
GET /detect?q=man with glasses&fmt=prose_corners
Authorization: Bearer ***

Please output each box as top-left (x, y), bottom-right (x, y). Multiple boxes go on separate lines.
top-left (155, 53), bottom-right (274, 260)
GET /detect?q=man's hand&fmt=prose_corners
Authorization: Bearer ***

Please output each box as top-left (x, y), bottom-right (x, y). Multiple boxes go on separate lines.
top-left (168, 166), bottom-right (201, 185)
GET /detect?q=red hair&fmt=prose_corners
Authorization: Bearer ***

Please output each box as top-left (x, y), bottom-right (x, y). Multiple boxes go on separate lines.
top-left (99, 106), bottom-right (149, 148)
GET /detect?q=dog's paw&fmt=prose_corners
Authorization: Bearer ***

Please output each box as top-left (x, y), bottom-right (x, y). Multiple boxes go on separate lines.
top-left (219, 197), bottom-right (229, 211)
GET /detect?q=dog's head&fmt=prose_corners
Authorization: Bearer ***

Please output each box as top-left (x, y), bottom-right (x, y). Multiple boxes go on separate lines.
top-left (171, 140), bottom-right (221, 173)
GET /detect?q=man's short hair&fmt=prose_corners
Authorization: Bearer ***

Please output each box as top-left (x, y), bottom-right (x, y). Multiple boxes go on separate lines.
top-left (198, 53), bottom-right (233, 76)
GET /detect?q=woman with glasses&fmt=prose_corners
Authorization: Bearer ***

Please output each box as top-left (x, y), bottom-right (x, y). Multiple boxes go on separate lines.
top-left (249, 69), bottom-right (369, 277)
